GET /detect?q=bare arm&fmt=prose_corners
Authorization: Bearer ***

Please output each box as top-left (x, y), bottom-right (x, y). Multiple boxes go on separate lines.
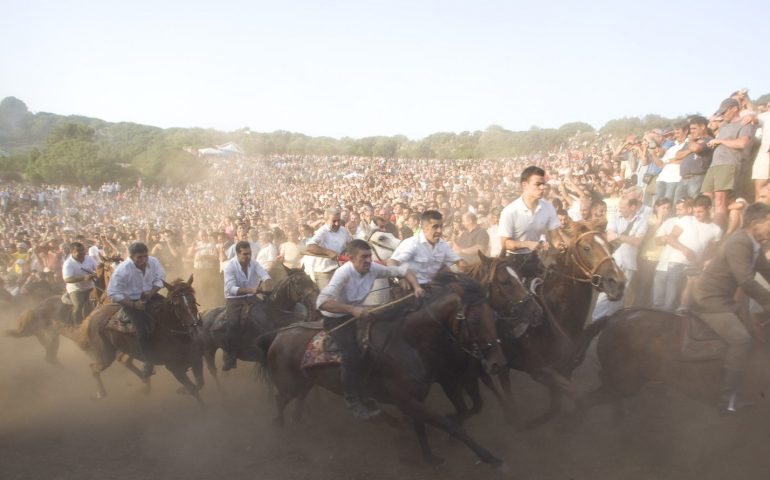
top-left (665, 226), bottom-right (696, 262)
top-left (305, 244), bottom-right (339, 259)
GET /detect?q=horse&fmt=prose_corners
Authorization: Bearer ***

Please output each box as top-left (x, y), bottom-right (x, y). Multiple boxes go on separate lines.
top-left (79, 276), bottom-right (204, 404)
top-left (578, 308), bottom-right (770, 420)
top-left (4, 254), bottom-right (122, 364)
top-left (501, 223), bottom-right (626, 426)
top-left (197, 266), bottom-right (320, 387)
top-left (267, 272), bottom-right (509, 470)
top-left (363, 231), bottom-right (401, 305)
top-left (455, 251), bottom-right (544, 424)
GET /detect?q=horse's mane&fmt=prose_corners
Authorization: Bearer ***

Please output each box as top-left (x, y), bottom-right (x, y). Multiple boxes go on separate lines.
top-left (270, 275), bottom-right (294, 307)
top-left (167, 279), bottom-right (195, 295)
top-left (431, 271), bottom-right (487, 305)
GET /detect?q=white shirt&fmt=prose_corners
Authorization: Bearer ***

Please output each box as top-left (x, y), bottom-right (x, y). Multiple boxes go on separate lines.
top-left (87, 245), bottom-right (103, 264)
top-left (608, 212), bottom-right (647, 271)
top-left (487, 224), bottom-right (502, 257)
top-left (654, 216), bottom-right (682, 271)
top-left (498, 197), bottom-right (560, 253)
top-left (308, 224), bottom-right (352, 273)
top-left (62, 255), bottom-right (97, 293)
top-left (317, 262), bottom-right (408, 318)
top-left (657, 141), bottom-right (685, 183)
top-left (256, 243), bottom-right (278, 271)
top-left (223, 257), bottom-right (271, 299)
top-left (107, 257), bottom-right (166, 302)
top-left (659, 216), bottom-right (722, 267)
top-left (390, 231), bottom-right (460, 285)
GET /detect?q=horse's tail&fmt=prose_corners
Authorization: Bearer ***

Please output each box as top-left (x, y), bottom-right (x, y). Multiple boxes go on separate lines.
top-left (573, 313), bottom-right (614, 367)
top-left (4, 308), bottom-right (42, 338)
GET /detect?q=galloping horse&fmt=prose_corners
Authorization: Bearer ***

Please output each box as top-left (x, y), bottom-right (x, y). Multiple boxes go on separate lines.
top-left (581, 308), bottom-right (770, 419)
top-left (267, 272), bottom-right (509, 470)
top-left (503, 223), bottom-right (626, 426)
top-left (4, 254), bottom-right (122, 364)
top-left (80, 277), bottom-right (203, 403)
top-left (197, 266), bottom-right (319, 387)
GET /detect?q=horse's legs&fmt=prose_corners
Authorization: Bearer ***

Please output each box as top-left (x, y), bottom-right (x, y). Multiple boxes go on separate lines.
top-left (524, 366), bottom-right (580, 428)
top-left (191, 353), bottom-right (205, 391)
top-left (413, 419), bottom-right (444, 465)
top-left (291, 385), bottom-right (312, 424)
top-left (36, 329), bottom-right (59, 364)
top-left (117, 354), bottom-right (151, 395)
top-left (389, 387), bottom-right (505, 470)
top-left (204, 346), bottom-right (221, 390)
top-left (167, 365), bottom-right (204, 406)
top-left (274, 390), bottom-right (291, 427)
top-left (479, 372), bottom-right (520, 427)
top-left (439, 379), bottom-right (470, 424)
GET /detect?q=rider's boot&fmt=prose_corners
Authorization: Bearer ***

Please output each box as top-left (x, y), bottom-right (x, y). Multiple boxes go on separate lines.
top-left (718, 369), bottom-right (751, 415)
top-left (341, 360), bottom-right (379, 419)
top-left (142, 362), bottom-right (155, 378)
top-left (222, 350), bottom-right (237, 371)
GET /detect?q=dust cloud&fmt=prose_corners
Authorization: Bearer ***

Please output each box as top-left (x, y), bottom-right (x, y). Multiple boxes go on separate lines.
top-left (1, 305), bottom-right (770, 480)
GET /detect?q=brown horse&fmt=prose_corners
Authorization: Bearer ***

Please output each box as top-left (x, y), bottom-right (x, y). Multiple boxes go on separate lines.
top-left (4, 254), bottom-right (122, 364)
top-left (501, 223), bottom-right (626, 426)
top-left (580, 308), bottom-right (770, 419)
top-left (197, 266), bottom-right (320, 388)
top-left (80, 277), bottom-right (203, 403)
top-left (456, 252), bottom-right (544, 424)
top-left (267, 273), bottom-right (509, 470)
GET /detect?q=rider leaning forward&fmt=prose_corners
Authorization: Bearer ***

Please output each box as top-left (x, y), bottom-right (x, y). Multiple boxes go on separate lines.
top-left (106, 242), bottom-right (166, 378)
top-left (317, 239), bottom-right (424, 420)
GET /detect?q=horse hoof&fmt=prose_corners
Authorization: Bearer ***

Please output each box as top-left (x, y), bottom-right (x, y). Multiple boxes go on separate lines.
top-left (494, 461), bottom-right (511, 476)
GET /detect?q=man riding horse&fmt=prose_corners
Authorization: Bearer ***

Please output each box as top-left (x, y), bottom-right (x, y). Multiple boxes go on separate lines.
top-left (106, 242), bottom-right (166, 378)
top-left (499, 166), bottom-right (568, 280)
top-left (387, 210), bottom-right (461, 287)
top-left (62, 241), bottom-right (98, 324)
top-left (317, 239), bottom-right (424, 419)
top-left (692, 202), bottom-right (770, 414)
top-left (222, 240), bottom-right (273, 371)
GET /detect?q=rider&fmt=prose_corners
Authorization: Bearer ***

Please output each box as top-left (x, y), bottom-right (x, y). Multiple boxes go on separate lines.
top-left (106, 242), bottom-right (166, 378)
top-left (305, 208), bottom-right (352, 290)
top-left (498, 166), bottom-right (567, 280)
top-left (62, 241), bottom-right (98, 324)
top-left (387, 210), bottom-right (461, 287)
top-left (692, 202), bottom-right (770, 414)
top-left (221, 240), bottom-right (273, 371)
top-left (317, 239), bottom-right (424, 419)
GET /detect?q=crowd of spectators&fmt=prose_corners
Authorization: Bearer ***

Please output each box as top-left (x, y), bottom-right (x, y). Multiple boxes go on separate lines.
top-left (2, 90), bottom-right (768, 313)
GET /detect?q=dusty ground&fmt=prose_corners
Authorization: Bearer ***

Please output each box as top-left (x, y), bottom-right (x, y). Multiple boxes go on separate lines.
top-left (2, 309), bottom-right (770, 480)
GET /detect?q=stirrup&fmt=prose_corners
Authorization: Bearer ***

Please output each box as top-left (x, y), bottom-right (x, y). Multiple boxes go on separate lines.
top-left (142, 363), bottom-right (155, 378)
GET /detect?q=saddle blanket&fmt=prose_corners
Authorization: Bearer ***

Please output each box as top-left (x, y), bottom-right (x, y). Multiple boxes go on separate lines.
top-left (300, 330), bottom-right (341, 370)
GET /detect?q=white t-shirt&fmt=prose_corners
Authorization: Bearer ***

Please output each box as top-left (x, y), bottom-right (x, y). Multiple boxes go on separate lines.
top-left (659, 216), bottom-right (722, 267)
top-left (498, 197), bottom-right (560, 253)
top-left (657, 141), bottom-right (685, 183)
top-left (487, 224), bottom-right (501, 257)
top-left (62, 255), bottom-right (97, 293)
top-left (308, 224), bottom-right (352, 273)
top-left (608, 212), bottom-right (647, 271)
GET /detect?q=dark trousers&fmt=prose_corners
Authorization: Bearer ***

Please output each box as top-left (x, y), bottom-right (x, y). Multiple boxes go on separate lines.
top-left (224, 296), bottom-right (258, 355)
top-left (69, 289), bottom-right (93, 324)
top-left (323, 315), bottom-right (362, 398)
top-left (122, 305), bottom-right (154, 363)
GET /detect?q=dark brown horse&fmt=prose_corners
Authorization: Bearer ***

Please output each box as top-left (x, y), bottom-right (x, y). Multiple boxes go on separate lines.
top-left (4, 254), bottom-right (122, 364)
top-left (456, 252), bottom-right (544, 424)
top-left (580, 308), bottom-right (770, 419)
top-left (267, 273), bottom-right (509, 470)
top-left (198, 266), bottom-right (319, 388)
top-left (501, 224), bottom-right (626, 426)
top-left (80, 277), bottom-right (204, 403)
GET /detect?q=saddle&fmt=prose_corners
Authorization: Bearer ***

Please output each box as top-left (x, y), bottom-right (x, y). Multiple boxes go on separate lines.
top-left (677, 311), bottom-right (727, 362)
top-left (212, 301), bottom-right (265, 331)
top-left (104, 304), bottom-right (135, 334)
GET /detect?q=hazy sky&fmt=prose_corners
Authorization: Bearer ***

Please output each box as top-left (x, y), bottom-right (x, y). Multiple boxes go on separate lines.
top-left (2, 0), bottom-right (768, 139)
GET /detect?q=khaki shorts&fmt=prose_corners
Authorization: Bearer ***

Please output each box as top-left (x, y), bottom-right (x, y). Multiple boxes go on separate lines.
top-left (701, 164), bottom-right (737, 193)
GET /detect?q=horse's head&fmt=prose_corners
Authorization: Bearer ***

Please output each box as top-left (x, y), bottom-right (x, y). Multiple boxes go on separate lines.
top-left (162, 275), bottom-right (200, 332)
top-left (565, 224), bottom-right (625, 301)
top-left (476, 251), bottom-right (543, 323)
top-left (367, 231), bottom-right (401, 261)
top-left (434, 272), bottom-right (506, 375)
top-left (272, 267), bottom-right (320, 319)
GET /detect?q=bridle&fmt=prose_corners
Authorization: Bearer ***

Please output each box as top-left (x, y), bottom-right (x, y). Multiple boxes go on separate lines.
top-left (446, 296), bottom-right (502, 363)
top-left (161, 287), bottom-right (200, 336)
top-left (484, 261), bottom-right (535, 322)
top-left (549, 230), bottom-right (623, 289)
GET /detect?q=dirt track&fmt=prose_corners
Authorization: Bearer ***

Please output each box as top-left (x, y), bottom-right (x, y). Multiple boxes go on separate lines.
top-left (2, 310), bottom-right (770, 480)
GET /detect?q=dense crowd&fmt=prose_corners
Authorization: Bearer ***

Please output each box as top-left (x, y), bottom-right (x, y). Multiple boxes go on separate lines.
top-left (2, 90), bottom-right (769, 314)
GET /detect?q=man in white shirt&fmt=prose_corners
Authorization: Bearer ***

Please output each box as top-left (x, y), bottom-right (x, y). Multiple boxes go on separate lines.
top-left (318, 239), bottom-right (424, 419)
top-left (654, 123), bottom-right (688, 203)
top-left (222, 240), bottom-right (273, 371)
top-left (62, 242), bottom-right (97, 324)
top-left (653, 195), bottom-right (722, 311)
top-left (498, 166), bottom-right (566, 279)
top-left (592, 197), bottom-right (648, 321)
top-left (256, 230), bottom-right (278, 272)
top-left (388, 210), bottom-right (461, 286)
top-left (107, 242), bottom-right (166, 377)
top-left (487, 206), bottom-right (503, 257)
top-left (306, 208), bottom-right (353, 290)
